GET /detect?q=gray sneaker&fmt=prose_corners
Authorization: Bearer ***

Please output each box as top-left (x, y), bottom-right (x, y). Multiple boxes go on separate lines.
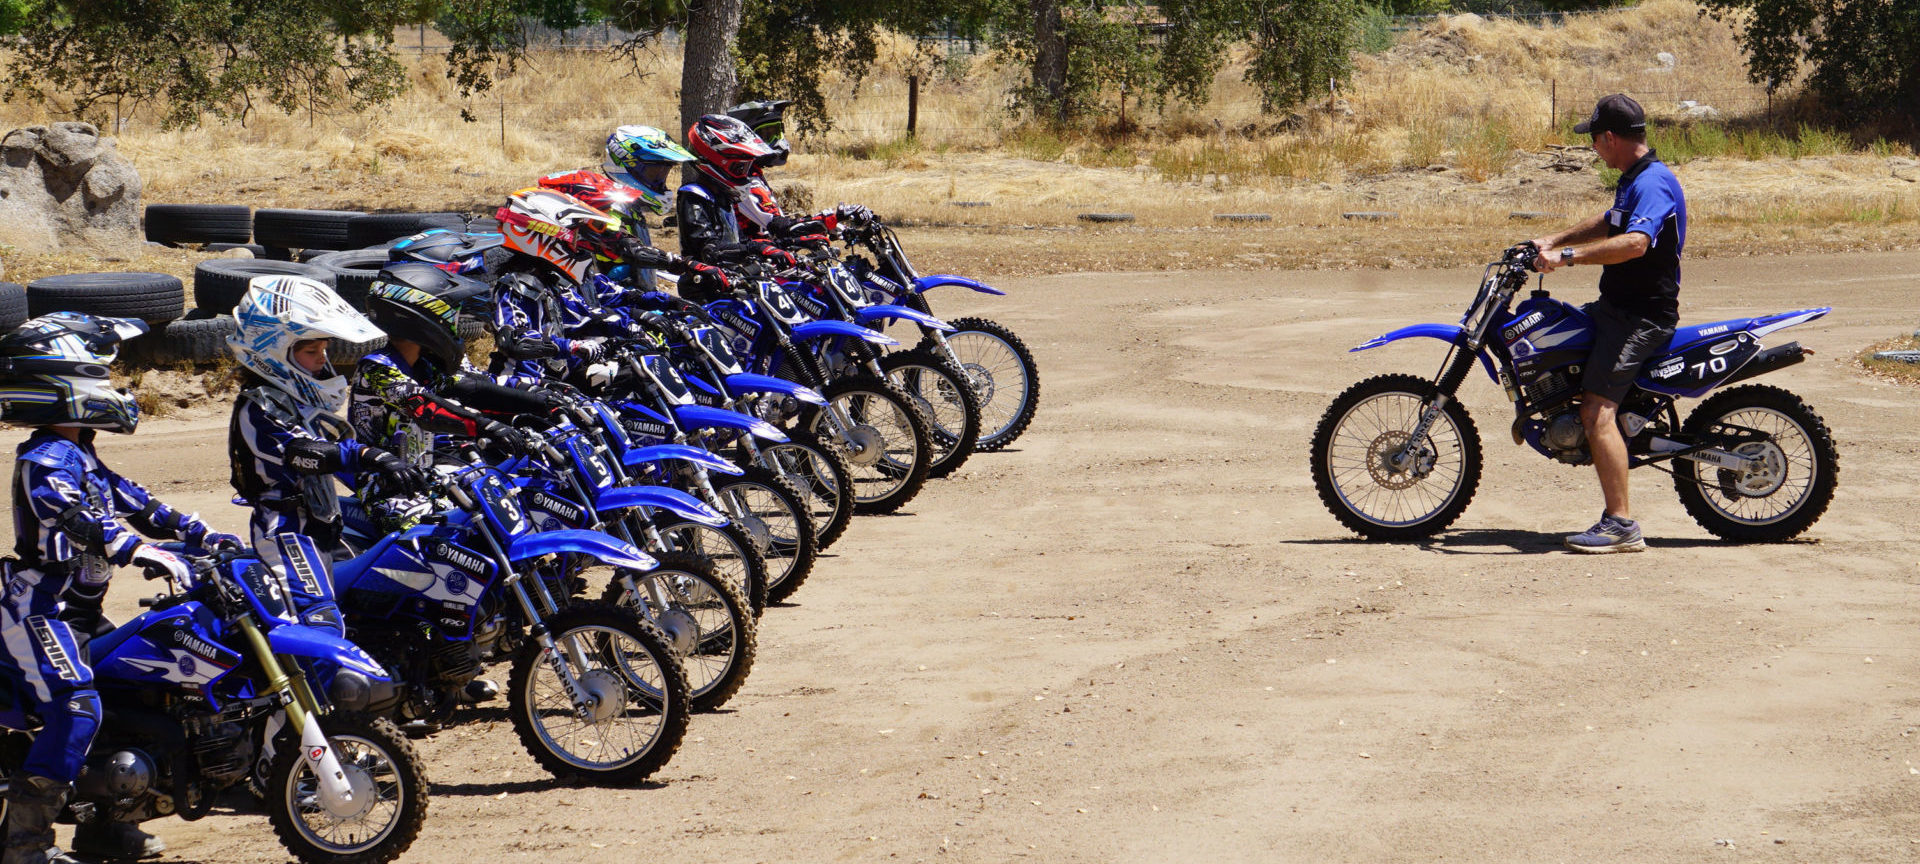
top-left (1565, 513), bottom-right (1646, 553)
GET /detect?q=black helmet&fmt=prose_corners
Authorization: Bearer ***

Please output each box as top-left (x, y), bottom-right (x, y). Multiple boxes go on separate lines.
top-left (365, 263), bottom-right (489, 368)
top-left (726, 100), bottom-right (792, 167)
top-left (0, 312), bottom-right (148, 433)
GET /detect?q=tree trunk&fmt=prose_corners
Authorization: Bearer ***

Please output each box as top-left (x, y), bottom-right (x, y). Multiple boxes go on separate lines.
top-left (1030, 0), bottom-right (1068, 124)
top-left (680, 0), bottom-right (744, 139)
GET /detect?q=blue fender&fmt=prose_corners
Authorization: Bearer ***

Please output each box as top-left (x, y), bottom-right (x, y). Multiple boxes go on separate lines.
top-left (620, 443), bottom-right (745, 475)
top-left (673, 404), bottom-right (789, 442)
top-left (1349, 323), bottom-right (1499, 383)
top-left (687, 375), bottom-right (722, 396)
top-left (855, 304), bottom-right (954, 332)
top-left (914, 274), bottom-right (1006, 296)
top-left (267, 624), bottom-right (389, 679)
top-left (507, 528), bottom-right (659, 570)
top-left (724, 372), bottom-right (826, 405)
top-left (790, 319), bottom-right (899, 346)
top-left (595, 485), bottom-right (729, 527)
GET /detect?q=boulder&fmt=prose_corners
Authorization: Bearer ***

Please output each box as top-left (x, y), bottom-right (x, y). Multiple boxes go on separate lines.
top-left (0, 123), bottom-right (144, 255)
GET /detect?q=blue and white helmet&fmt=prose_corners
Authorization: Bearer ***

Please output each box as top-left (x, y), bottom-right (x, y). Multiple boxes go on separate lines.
top-left (0, 312), bottom-right (148, 433)
top-left (229, 275), bottom-right (384, 416)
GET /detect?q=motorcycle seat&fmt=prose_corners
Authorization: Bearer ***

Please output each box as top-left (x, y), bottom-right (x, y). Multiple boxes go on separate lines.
top-left (1664, 317), bottom-right (1752, 352)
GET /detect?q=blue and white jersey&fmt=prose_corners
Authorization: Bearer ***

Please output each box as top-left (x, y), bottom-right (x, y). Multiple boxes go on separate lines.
top-left (1598, 151), bottom-right (1686, 324)
top-left (11, 429), bottom-right (212, 591)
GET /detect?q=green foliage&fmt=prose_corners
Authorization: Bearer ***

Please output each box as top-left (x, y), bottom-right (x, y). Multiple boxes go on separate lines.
top-left (4, 0), bottom-right (410, 128)
top-left (0, 0), bottom-right (26, 36)
top-left (1699, 0), bottom-right (1920, 120)
top-left (1355, 4), bottom-right (1399, 54)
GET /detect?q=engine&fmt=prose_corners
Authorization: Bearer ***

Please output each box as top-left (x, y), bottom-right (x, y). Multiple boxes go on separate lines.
top-left (1542, 410), bottom-right (1590, 464)
top-left (76, 749), bottom-right (156, 800)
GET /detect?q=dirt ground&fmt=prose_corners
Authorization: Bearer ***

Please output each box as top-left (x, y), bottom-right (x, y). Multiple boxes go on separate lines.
top-left (11, 250), bottom-right (1919, 863)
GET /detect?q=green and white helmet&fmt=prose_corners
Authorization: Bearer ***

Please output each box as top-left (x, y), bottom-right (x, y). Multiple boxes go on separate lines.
top-left (603, 125), bottom-right (697, 215)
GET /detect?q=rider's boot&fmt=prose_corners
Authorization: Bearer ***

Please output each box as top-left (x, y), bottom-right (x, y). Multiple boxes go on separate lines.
top-left (3, 775), bottom-right (81, 864)
top-left (71, 819), bottom-right (165, 860)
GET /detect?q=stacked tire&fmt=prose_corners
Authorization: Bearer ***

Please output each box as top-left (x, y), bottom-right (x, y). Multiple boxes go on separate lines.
top-left (144, 204), bottom-right (252, 247)
top-left (26, 273), bottom-right (185, 327)
top-left (347, 212), bottom-right (466, 248)
top-left (253, 209), bottom-right (365, 259)
top-left (0, 283), bottom-right (28, 331)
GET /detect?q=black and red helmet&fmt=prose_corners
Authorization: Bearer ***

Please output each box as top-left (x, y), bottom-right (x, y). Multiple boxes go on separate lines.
top-left (685, 114), bottom-right (776, 187)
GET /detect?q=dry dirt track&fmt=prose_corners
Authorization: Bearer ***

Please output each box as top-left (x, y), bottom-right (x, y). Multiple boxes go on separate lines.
top-left (21, 251), bottom-right (1920, 863)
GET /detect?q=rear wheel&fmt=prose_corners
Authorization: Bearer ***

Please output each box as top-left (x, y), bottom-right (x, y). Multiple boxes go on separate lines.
top-left (265, 713), bottom-right (426, 864)
top-left (1309, 374), bottom-right (1482, 541)
top-left (506, 603), bottom-right (689, 785)
top-left (601, 553), bottom-right (757, 711)
top-left (1671, 384), bottom-right (1838, 542)
top-left (880, 348), bottom-right (982, 478)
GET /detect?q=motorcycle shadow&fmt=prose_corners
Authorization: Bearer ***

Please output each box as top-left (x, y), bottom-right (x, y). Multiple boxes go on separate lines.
top-left (1285, 529), bottom-right (1730, 554)
top-left (433, 776), bottom-right (660, 796)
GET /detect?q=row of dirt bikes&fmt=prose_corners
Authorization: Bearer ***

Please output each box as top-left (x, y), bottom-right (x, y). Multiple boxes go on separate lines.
top-left (0, 172), bottom-right (1041, 861)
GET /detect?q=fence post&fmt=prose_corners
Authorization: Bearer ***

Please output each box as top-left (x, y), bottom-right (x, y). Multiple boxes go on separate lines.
top-left (499, 100), bottom-right (507, 158)
top-left (907, 75), bottom-right (919, 139)
top-left (1550, 79), bottom-right (1556, 129)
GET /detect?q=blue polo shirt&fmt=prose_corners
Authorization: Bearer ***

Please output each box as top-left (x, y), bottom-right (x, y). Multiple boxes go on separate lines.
top-left (1598, 150), bottom-right (1685, 326)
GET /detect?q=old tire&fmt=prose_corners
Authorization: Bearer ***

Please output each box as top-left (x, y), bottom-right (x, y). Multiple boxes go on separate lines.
top-left (194, 259), bottom-right (335, 316)
top-left (26, 273), bottom-right (185, 326)
top-left (144, 204), bottom-right (252, 245)
top-left (135, 315), bottom-right (236, 365)
top-left (308, 248), bottom-right (391, 310)
top-left (253, 208), bottom-right (365, 252)
top-left (0, 283), bottom-right (27, 330)
top-left (347, 212), bottom-right (466, 248)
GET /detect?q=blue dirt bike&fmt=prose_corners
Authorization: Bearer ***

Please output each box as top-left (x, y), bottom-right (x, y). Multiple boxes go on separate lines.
top-left (0, 538), bottom-right (426, 864)
top-left (1310, 242), bottom-right (1839, 543)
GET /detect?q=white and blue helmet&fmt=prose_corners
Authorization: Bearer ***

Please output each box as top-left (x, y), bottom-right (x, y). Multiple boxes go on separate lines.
top-left (229, 276), bottom-right (383, 415)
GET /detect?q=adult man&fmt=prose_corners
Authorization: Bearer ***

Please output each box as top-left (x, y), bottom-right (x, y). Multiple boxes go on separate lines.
top-left (1530, 94), bottom-right (1687, 553)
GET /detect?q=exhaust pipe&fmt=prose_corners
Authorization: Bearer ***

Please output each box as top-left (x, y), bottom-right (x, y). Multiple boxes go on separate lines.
top-left (1725, 341), bottom-right (1805, 385)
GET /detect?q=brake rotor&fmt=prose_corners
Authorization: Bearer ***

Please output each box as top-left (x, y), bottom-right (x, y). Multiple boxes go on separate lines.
top-left (841, 424), bottom-right (886, 467)
top-left (960, 362), bottom-right (996, 404)
top-left (1365, 431), bottom-right (1435, 491)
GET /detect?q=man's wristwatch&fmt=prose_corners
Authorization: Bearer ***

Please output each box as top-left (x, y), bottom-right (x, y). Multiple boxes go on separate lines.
top-left (1559, 247), bottom-right (1576, 266)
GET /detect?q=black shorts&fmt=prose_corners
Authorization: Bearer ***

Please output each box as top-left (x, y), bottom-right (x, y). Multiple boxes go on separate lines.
top-left (1582, 298), bottom-right (1674, 404)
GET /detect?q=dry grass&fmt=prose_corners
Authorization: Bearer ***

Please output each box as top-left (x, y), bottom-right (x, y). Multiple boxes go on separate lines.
top-left (1, 0), bottom-right (1917, 281)
top-left (1856, 334), bottom-right (1920, 388)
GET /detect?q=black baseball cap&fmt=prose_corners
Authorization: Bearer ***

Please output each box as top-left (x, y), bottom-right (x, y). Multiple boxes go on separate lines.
top-left (1574, 94), bottom-right (1646, 135)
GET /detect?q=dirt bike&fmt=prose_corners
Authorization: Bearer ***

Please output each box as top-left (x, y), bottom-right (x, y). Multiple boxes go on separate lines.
top-left (1310, 242), bottom-right (1838, 543)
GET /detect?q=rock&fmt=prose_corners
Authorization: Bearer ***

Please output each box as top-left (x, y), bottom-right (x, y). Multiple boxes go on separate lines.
top-left (1677, 101), bottom-right (1722, 120)
top-left (1648, 51), bottom-right (1676, 73)
top-left (0, 123), bottom-right (144, 255)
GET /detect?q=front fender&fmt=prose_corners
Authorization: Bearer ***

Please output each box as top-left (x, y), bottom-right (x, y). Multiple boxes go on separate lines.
top-left (855, 304), bottom-right (954, 332)
top-left (913, 274), bottom-right (1006, 296)
top-left (673, 404), bottom-right (789, 442)
top-left (507, 529), bottom-right (658, 570)
top-left (790, 319), bottom-right (899, 347)
top-left (267, 624), bottom-right (388, 679)
top-left (1350, 323), bottom-right (1499, 383)
top-left (724, 373), bottom-right (827, 405)
top-left (620, 443), bottom-right (745, 475)
top-left (595, 485), bottom-right (729, 527)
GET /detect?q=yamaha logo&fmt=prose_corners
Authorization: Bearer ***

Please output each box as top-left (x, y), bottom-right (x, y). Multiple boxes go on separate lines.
top-left (171, 629), bottom-right (222, 661)
top-left (624, 420), bottom-right (669, 438)
top-left (530, 491), bottom-right (584, 524)
top-left (430, 542), bottom-right (489, 575)
top-left (718, 311), bottom-right (757, 334)
top-left (1501, 311), bottom-right (1545, 342)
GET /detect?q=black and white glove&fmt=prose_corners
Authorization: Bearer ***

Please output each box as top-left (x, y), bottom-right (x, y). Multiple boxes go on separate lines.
top-left (367, 448), bottom-right (431, 494)
top-left (570, 337), bottom-right (608, 361)
top-left (130, 544), bottom-right (192, 585)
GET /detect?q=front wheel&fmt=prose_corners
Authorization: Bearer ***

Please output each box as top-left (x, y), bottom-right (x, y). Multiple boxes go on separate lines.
top-left (714, 466), bottom-right (818, 603)
top-left (507, 603), bottom-right (690, 785)
top-left (265, 713), bottom-right (427, 864)
top-left (652, 519), bottom-right (770, 615)
top-left (922, 317), bottom-right (1039, 452)
top-left (1309, 373), bottom-right (1482, 541)
top-left (1672, 384), bottom-right (1839, 542)
top-left (602, 553), bottom-right (757, 712)
top-left (880, 348), bottom-right (982, 478)
top-left (755, 430), bottom-right (855, 550)
top-left (807, 376), bottom-right (932, 515)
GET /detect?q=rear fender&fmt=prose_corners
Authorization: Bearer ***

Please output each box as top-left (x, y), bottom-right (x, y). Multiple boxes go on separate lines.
top-left (913, 274), bottom-right (1006, 296)
top-left (1349, 323), bottom-right (1499, 383)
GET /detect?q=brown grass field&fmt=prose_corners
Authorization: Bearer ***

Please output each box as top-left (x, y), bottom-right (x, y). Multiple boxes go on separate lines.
top-left (2, 0), bottom-right (1918, 281)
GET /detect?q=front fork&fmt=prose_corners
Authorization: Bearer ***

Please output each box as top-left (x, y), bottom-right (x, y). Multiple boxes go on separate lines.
top-left (233, 619), bottom-right (357, 813)
top-left (1392, 338), bottom-right (1482, 471)
top-left (474, 530), bottom-right (597, 720)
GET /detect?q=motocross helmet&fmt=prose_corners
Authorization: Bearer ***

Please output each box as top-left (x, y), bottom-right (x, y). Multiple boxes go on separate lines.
top-left (0, 312), bottom-right (147, 433)
top-left (229, 275), bottom-right (384, 415)
top-left (725, 100), bottom-right (792, 167)
top-left (685, 114), bottom-right (775, 187)
top-left (365, 263), bottom-right (489, 368)
top-left (538, 169), bottom-right (644, 225)
top-left (603, 125), bottom-right (697, 215)
top-left (389, 228), bottom-right (505, 279)
top-left (497, 186), bottom-right (618, 284)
